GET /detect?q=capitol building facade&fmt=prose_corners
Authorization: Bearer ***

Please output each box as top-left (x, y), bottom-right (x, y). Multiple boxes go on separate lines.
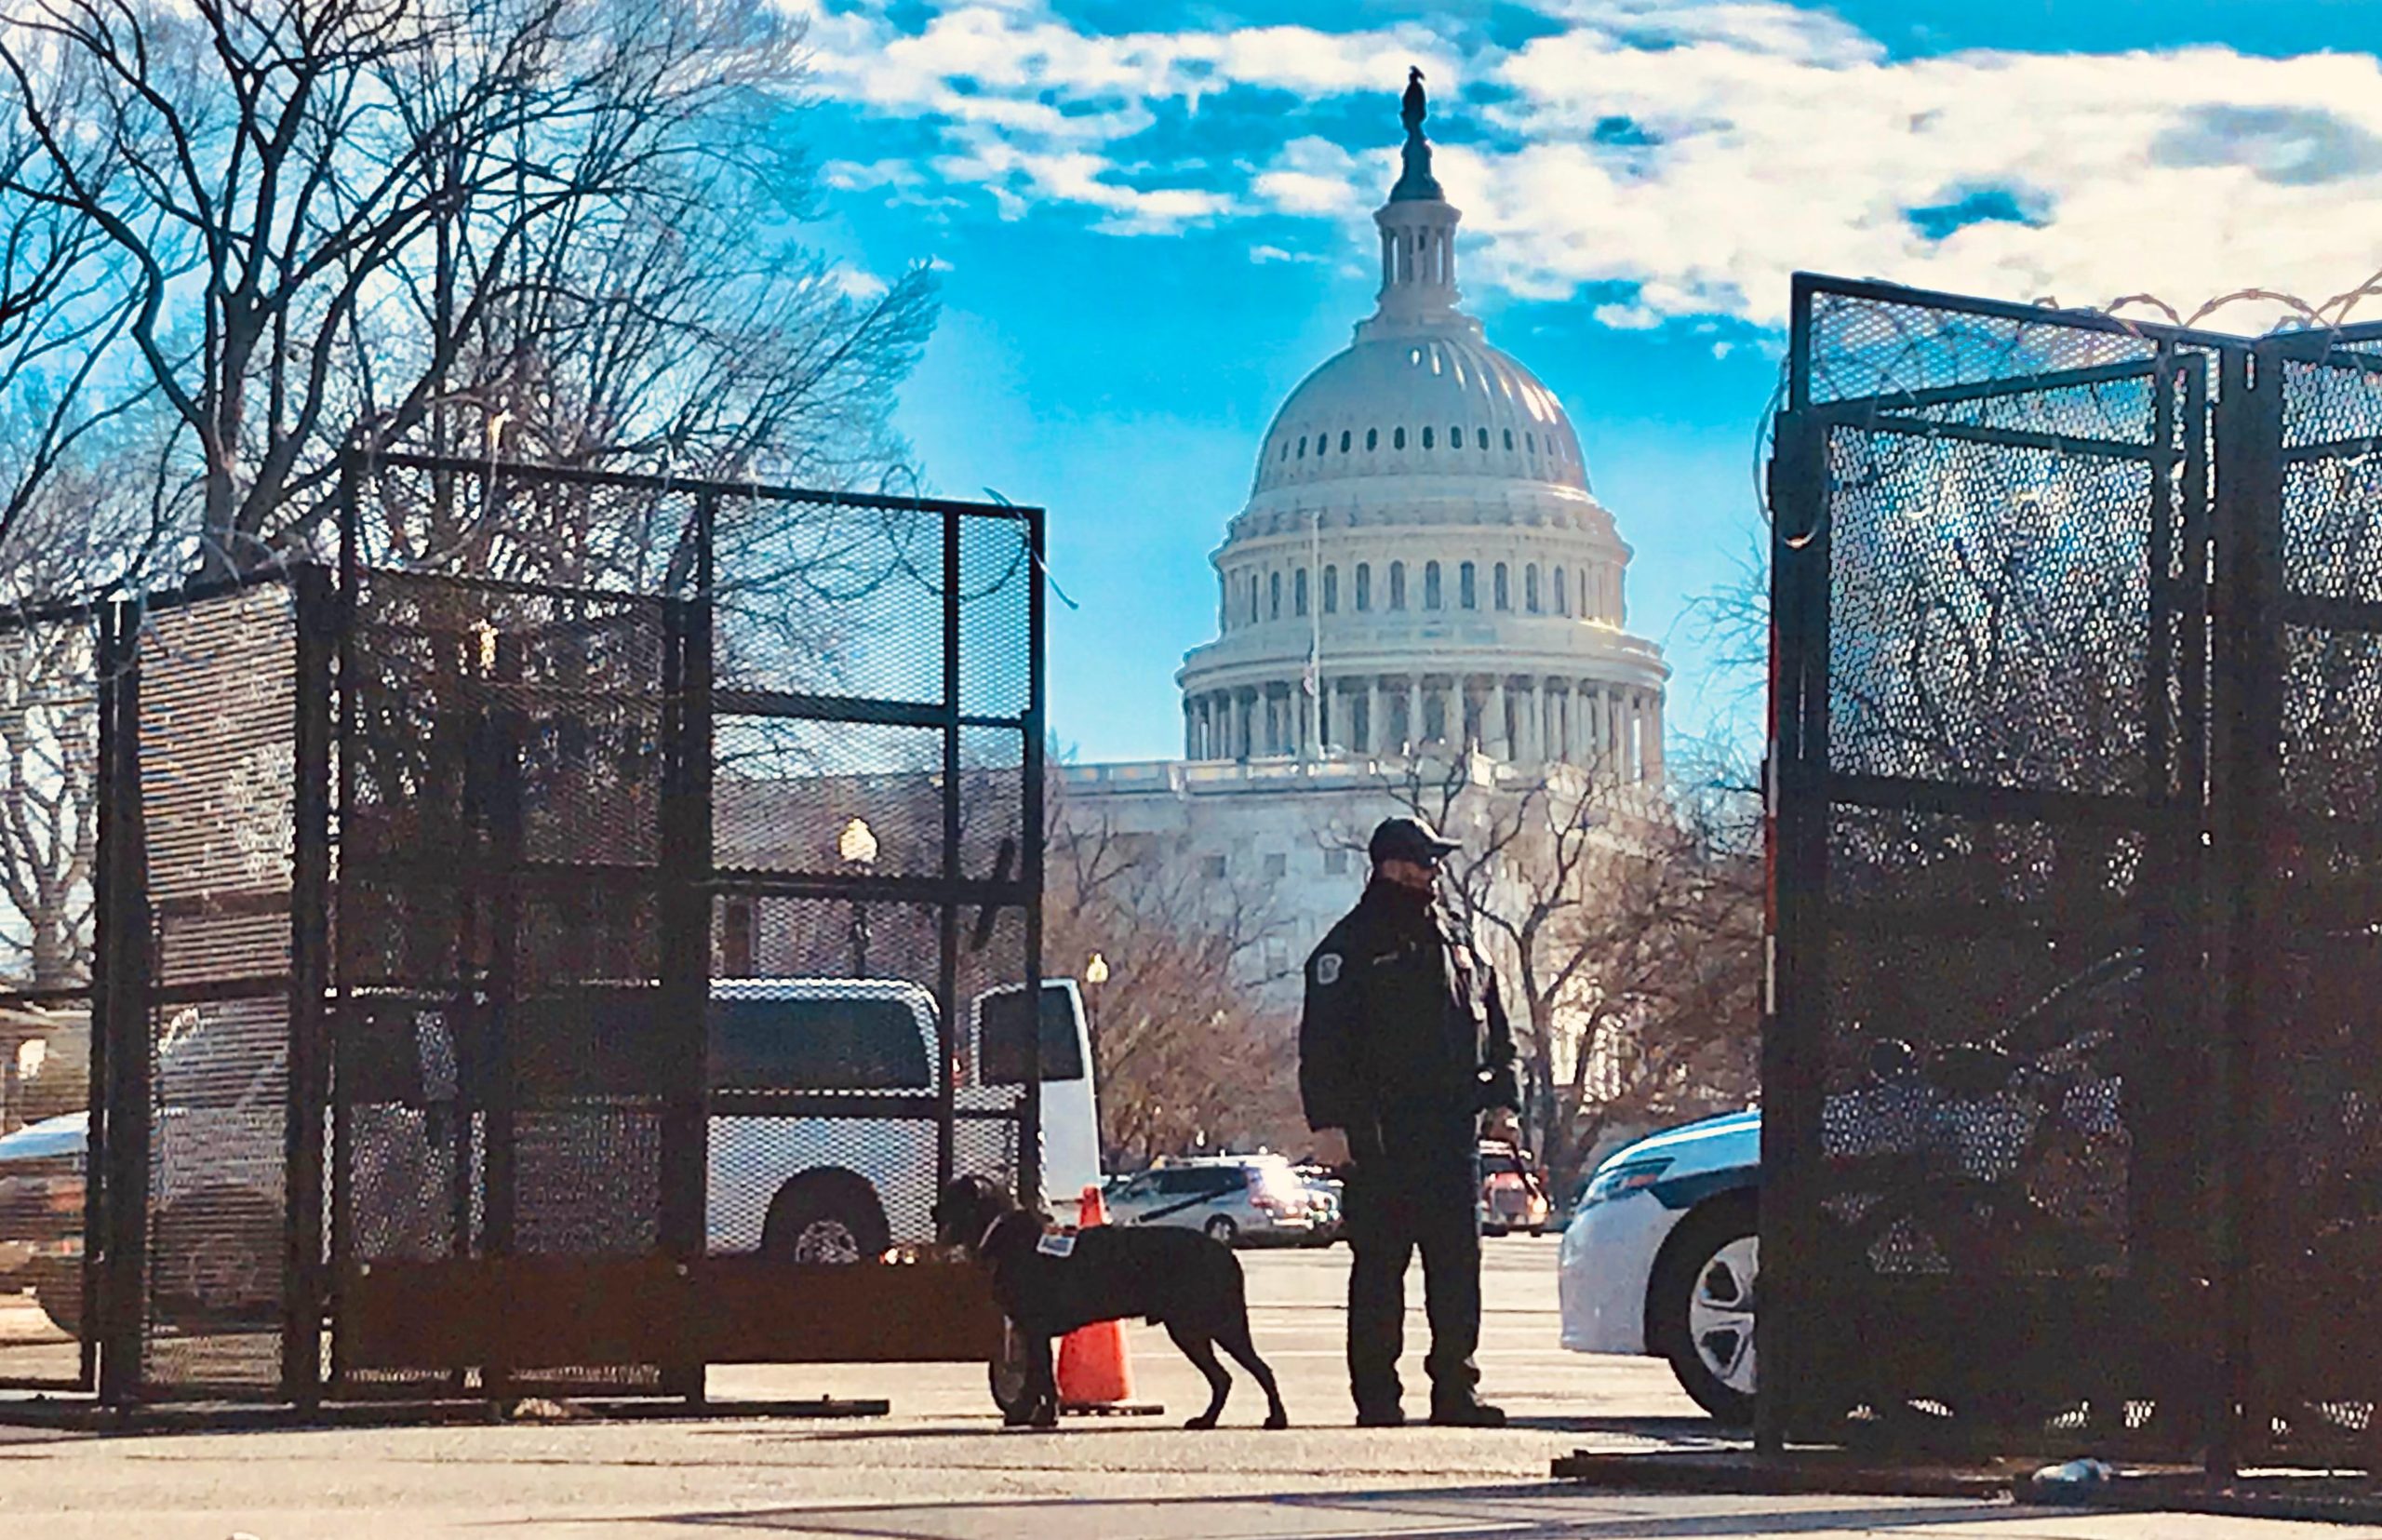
top-left (1060, 92), bottom-right (1670, 1003)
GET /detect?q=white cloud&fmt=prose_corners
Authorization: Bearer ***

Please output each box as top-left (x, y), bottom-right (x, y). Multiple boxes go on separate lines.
top-left (789, 0), bottom-right (2382, 330)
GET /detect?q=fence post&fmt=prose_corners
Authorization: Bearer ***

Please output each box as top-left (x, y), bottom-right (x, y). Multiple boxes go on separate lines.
top-left (283, 566), bottom-right (335, 1408)
top-left (2208, 345), bottom-right (2283, 1481)
top-left (95, 599), bottom-right (149, 1408)
top-left (1758, 403), bottom-right (1826, 1458)
top-left (657, 493), bottom-right (716, 1400)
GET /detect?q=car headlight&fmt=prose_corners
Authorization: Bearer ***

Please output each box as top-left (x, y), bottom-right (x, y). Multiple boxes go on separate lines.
top-left (1578, 1157), bottom-right (1672, 1209)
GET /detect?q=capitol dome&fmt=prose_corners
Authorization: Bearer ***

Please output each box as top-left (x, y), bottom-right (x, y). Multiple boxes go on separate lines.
top-left (1176, 77), bottom-right (1667, 782)
top-left (1253, 330), bottom-right (1589, 498)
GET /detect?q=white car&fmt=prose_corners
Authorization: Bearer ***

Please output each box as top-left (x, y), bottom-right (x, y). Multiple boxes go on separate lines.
top-left (1104, 1155), bottom-right (1315, 1246)
top-left (1558, 1109), bottom-right (1760, 1424)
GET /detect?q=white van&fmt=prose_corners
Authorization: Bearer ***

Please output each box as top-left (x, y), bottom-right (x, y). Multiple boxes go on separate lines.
top-left (707, 976), bottom-right (1102, 1259)
top-left (26, 975), bottom-right (1104, 1319)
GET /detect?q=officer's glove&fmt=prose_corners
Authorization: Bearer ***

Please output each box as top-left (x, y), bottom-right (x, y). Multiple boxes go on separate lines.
top-left (1473, 1064), bottom-right (1522, 1114)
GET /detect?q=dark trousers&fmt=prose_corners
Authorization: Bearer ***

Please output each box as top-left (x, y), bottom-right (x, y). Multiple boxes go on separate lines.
top-left (1344, 1142), bottom-right (1482, 1413)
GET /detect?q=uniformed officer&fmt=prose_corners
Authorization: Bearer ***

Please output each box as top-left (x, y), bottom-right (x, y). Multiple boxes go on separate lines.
top-left (1300, 814), bottom-right (1520, 1428)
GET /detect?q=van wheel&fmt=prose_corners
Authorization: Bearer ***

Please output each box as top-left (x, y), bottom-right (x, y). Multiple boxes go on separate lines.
top-left (762, 1178), bottom-right (890, 1265)
top-left (154, 1190), bottom-right (279, 1328)
top-left (1204, 1215), bottom-right (1238, 1246)
top-left (30, 1261), bottom-right (81, 1338)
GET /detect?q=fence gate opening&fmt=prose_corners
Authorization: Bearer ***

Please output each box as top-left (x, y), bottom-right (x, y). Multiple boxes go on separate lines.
top-left (2, 452), bottom-right (1043, 1412)
top-left (1768, 274), bottom-right (2382, 1473)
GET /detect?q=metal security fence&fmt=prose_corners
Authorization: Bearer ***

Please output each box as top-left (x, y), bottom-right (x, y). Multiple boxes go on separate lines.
top-left (5, 450), bottom-right (1040, 1412)
top-left (0, 601), bottom-right (107, 1394)
top-left (1767, 274), bottom-right (2382, 1472)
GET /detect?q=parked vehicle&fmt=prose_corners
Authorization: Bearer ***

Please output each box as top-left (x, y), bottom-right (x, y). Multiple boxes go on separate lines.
top-left (1104, 1155), bottom-right (1314, 1246)
top-left (1558, 1108), bottom-right (1760, 1423)
top-left (1478, 1139), bottom-right (1551, 1236)
top-left (0, 1110), bottom-right (86, 1335)
top-left (970, 979), bottom-right (1103, 1227)
top-left (709, 976), bottom-right (1101, 1260)
top-left (2, 977), bottom-right (1103, 1323)
top-left (1292, 1164), bottom-right (1344, 1246)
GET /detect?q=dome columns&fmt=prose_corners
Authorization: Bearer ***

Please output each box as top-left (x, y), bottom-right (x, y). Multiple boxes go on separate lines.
top-left (1184, 672), bottom-right (1663, 784)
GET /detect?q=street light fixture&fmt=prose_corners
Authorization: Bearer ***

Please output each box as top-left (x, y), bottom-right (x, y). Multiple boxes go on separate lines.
top-left (1083, 951), bottom-right (1109, 1059)
top-left (838, 816), bottom-right (877, 977)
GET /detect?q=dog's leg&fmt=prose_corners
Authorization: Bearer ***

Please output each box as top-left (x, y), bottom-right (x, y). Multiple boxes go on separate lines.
top-left (1216, 1317), bottom-right (1289, 1430)
top-left (1025, 1332), bottom-right (1060, 1429)
top-left (1165, 1321), bottom-right (1231, 1429)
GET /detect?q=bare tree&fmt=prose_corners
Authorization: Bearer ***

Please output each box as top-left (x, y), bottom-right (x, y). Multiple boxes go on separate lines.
top-left (0, 0), bottom-right (931, 581)
top-left (1045, 783), bottom-right (1306, 1164)
top-left (1341, 749), bottom-right (1762, 1196)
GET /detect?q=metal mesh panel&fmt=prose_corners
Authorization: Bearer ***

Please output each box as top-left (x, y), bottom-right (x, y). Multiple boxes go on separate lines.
top-left (714, 493), bottom-right (946, 708)
top-left (2246, 350), bottom-right (2382, 1460)
top-left (334, 568), bottom-right (676, 1390)
top-left (346, 456), bottom-right (703, 596)
top-left (0, 608), bottom-right (100, 1390)
top-left (1803, 287), bottom-right (2161, 412)
top-left (1824, 427), bottom-right (2157, 797)
top-left (136, 586), bottom-right (298, 1390)
top-left (715, 719), bottom-right (947, 879)
top-left (1774, 279), bottom-right (2210, 1454)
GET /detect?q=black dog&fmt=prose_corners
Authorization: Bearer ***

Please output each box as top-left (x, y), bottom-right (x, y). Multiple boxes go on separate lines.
top-left (933, 1173), bottom-right (1289, 1431)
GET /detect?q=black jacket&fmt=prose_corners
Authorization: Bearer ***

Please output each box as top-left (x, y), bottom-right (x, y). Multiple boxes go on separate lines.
top-left (1298, 878), bottom-right (1519, 1148)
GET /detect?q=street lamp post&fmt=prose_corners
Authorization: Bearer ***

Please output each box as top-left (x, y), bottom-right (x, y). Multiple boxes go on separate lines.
top-left (838, 817), bottom-right (877, 978)
top-left (1083, 950), bottom-right (1109, 1058)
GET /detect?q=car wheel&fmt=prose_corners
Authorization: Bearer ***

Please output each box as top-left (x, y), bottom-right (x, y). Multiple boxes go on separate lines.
top-left (762, 1180), bottom-right (890, 1265)
top-left (988, 1319), bottom-right (1037, 1419)
top-left (1204, 1215), bottom-right (1238, 1247)
top-left (1653, 1192), bottom-right (1758, 1426)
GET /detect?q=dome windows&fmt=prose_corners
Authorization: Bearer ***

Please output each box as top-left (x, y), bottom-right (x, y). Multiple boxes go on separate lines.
top-left (1394, 427), bottom-right (1406, 450)
top-left (1477, 427), bottom-right (1490, 450)
top-left (1424, 560), bottom-right (1442, 609)
top-left (1422, 426), bottom-right (1434, 450)
top-left (1367, 428), bottom-right (1379, 451)
top-left (1459, 561), bottom-right (1477, 609)
top-left (1450, 423), bottom-right (1461, 449)
top-left (1504, 429), bottom-right (1515, 451)
top-left (1525, 564), bottom-right (1541, 614)
top-left (1294, 569), bottom-right (1309, 617)
top-left (1355, 562), bottom-right (1372, 612)
top-left (1525, 433), bottom-right (1536, 454)
top-left (1554, 566), bottom-right (1568, 617)
top-left (1296, 436), bottom-right (1306, 460)
top-left (1270, 571), bottom-right (1282, 619)
top-left (1340, 430), bottom-right (1351, 453)
top-left (1493, 562), bottom-right (1510, 611)
top-left (1388, 561), bottom-right (1407, 610)
top-left (1323, 565), bottom-right (1339, 613)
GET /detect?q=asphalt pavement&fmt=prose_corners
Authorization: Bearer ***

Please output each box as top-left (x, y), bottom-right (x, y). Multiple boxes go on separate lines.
top-left (0, 1238), bottom-right (2374, 1538)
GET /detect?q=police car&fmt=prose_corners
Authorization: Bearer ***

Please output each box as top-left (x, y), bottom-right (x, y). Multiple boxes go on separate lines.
top-left (1557, 1109), bottom-right (1760, 1423)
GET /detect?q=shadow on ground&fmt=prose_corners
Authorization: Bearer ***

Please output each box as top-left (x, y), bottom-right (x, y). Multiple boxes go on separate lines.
top-left (628, 1483), bottom-right (2031, 1539)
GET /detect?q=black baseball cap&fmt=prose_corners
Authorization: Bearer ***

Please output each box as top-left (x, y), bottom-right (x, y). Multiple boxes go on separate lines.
top-left (1370, 814), bottom-right (1461, 865)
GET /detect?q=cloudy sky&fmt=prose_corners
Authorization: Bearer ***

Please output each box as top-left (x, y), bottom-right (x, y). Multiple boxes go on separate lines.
top-left (792, 0), bottom-right (2382, 763)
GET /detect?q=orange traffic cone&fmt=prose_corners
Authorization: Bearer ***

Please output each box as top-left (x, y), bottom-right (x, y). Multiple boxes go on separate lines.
top-left (1057, 1184), bottom-right (1163, 1416)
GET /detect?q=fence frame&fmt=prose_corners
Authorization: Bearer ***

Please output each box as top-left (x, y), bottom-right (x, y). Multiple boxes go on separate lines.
top-left (4, 450), bottom-right (1044, 1412)
top-left (1767, 271), bottom-right (2382, 1475)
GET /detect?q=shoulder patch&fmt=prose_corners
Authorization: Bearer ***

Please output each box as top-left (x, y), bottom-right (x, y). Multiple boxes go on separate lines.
top-left (1035, 1232), bottom-right (1077, 1259)
top-left (1313, 952), bottom-right (1344, 986)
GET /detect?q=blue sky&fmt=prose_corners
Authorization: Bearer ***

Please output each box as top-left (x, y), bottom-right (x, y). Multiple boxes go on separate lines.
top-left (790, 0), bottom-right (2382, 765)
